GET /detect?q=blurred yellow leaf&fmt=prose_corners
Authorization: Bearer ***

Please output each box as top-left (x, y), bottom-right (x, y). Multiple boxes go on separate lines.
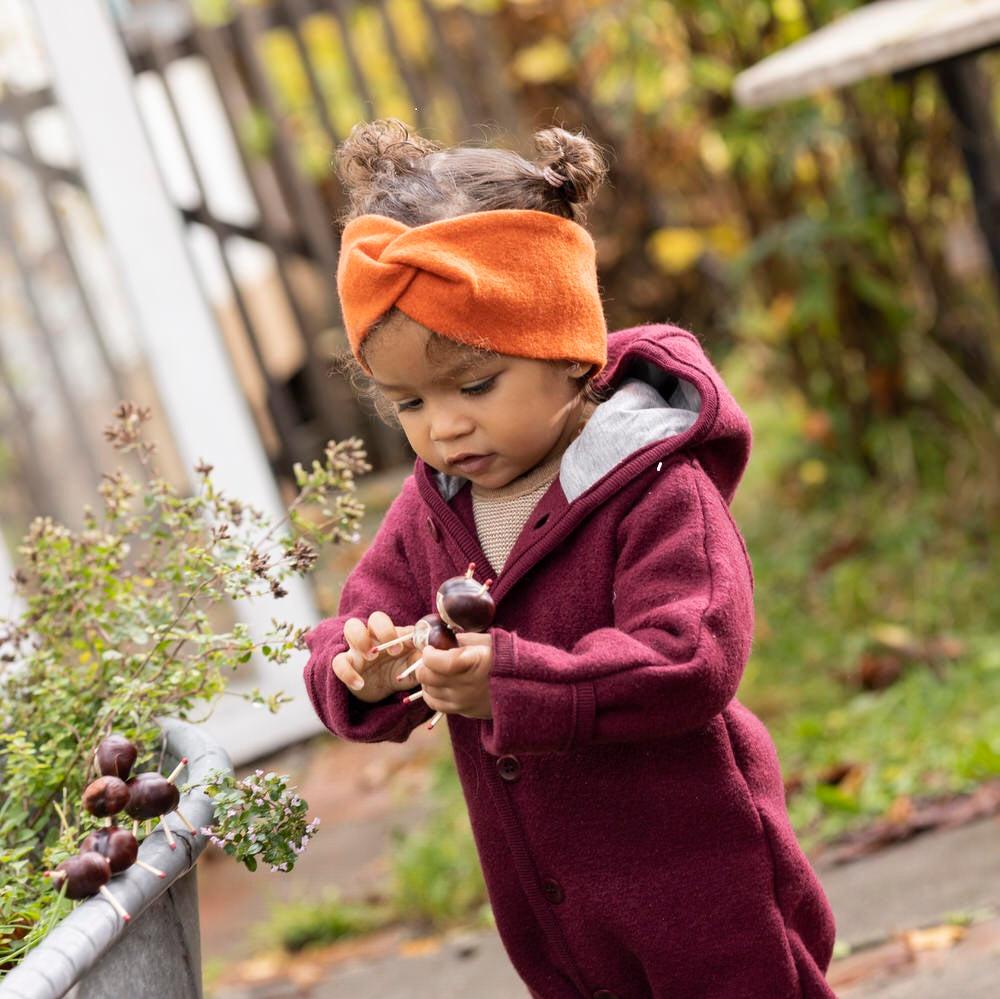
top-left (699, 130), bottom-right (731, 174)
top-left (647, 228), bottom-right (705, 274)
top-left (260, 30), bottom-right (310, 111)
top-left (869, 623), bottom-right (917, 651)
top-left (706, 223), bottom-right (746, 259)
top-left (510, 37), bottom-right (574, 85)
top-left (774, 0), bottom-right (805, 23)
top-left (794, 151), bottom-right (818, 185)
top-left (799, 459), bottom-right (828, 486)
top-left (386, 0), bottom-right (431, 67)
top-left (902, 925), bottom-right (966, 952)
top-left (769, 293), bottom-right (796, 334)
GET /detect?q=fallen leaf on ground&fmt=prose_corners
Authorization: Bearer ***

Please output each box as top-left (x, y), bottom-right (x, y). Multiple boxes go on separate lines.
top-left (901, 924), bottom-right (966, 952)
top-left (400, 935), bottom-right (443, 957)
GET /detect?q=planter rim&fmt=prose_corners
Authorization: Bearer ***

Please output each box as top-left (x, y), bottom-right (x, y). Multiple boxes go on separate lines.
top-left (0, 717), bottom-right (232, 999)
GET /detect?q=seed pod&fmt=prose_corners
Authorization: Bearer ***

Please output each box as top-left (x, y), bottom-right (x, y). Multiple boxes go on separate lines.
top-left (82, 776), bottom-right (130, 818)
top-left (436, 563), bottom-right (495, 633)
top-left (95, 735), bottom-right (138, 781)
top-left (125, 772), bottom-right (179, 820)
top-left (82, 826), bottom-right (138, 875)
top-left (411, 613), bottom-right (459, 651)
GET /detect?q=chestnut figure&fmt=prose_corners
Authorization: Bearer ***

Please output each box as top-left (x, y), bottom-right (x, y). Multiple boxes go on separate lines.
top-left (82, 776), bottom-right (130, 818)
top-left (436, 563), bottom-right (495, 633)
top-left (45, 851), bottom-right (130, 921)
top-left (82, 826), bottom-right (138, 874)
top-left (95, 734), bottom-right (138, 780)
top-left (124, 772), bottom-right (179, 820)
top-left (412, 613), bottom-right (458, 652)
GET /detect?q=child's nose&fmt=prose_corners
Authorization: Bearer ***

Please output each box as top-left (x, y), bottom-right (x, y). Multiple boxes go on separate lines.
top-left (428, 406), bottom-right (475, 442)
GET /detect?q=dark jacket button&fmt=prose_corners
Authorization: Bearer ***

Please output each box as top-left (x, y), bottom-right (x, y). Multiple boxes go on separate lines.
top-left (541, 878), bottom-right (564, 904)
top-left (497, 755), bottom-right (521, 781)
top-left (592, 992), bottom-right (618, 999)
top-left (425, 516), bottom-right (440, 541)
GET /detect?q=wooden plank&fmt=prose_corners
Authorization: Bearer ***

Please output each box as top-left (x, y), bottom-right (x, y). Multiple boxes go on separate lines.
top-left (734, 0), bottom-right (1000, 108)
top-left (33, 0), bottom-right (324, 765)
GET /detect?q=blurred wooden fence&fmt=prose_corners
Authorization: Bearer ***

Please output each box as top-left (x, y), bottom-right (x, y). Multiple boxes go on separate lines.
top-left (0, 0), bottom-right (528, 540)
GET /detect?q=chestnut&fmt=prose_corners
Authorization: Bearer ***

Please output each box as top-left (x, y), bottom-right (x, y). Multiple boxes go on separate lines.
top-left (95, 734), bottom-right (138, 780)
top-left (82, 826), bottom-right (138, 874)
top-left (436, 563), bottom-right (495, 633)
top-left (124, 772), bottom-right (179, 820)
top-left (412, 613), bottom-right (458, 651)
top-left (45, 851), bottom-right (130, 920)
top-left (82, 776), bottom-right (130, 818)
top-left (46, 852), bottom-right (110, 900)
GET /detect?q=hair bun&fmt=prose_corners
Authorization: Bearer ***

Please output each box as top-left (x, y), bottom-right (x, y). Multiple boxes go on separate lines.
top-left (336, 118), bottom-right (441, 196)
top-left (533, 127), bottom-right (609, 207)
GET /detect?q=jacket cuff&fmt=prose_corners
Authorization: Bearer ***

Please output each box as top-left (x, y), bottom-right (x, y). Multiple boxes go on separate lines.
top-left (479, 628), bottom-right (596, 755)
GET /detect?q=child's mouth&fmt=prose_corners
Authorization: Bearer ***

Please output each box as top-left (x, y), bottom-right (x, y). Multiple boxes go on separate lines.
top-left (450, 453), bottom-right (496, 474)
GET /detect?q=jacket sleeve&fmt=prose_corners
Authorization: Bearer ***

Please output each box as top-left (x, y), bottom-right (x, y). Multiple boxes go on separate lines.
top-left (302, 479), bottom-right (434, 742)
top-left (479, 458), bottom-right (754, 756)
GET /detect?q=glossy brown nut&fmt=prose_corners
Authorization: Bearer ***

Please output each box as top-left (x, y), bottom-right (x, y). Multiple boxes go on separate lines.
top-left (96, 734), bottom-right (138, 781)
top-left (82, 825), bottom-right (138, 874)
top-left (124, 772), bottom-right (179, 820)
top-left (436, 576), bottom-right (496, 632)
top-left (82, 776), bottom-right (130, 818)
top-left (54, 852), bottom-right (111, 899)
top-left (412, 613), bottom-right (458, 651)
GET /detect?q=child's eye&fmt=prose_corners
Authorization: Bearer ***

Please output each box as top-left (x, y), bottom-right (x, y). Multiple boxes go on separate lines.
top-left (461, 376), bottom-right (497, 396)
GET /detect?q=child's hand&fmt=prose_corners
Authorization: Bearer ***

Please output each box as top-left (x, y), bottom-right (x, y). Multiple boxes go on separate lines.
top-left (332, 612), bottom-right (421, 704)
top-left (417, 632), bottom-right (494, 720)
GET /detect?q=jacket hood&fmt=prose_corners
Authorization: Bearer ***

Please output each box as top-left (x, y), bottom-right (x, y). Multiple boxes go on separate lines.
top-left (429, 323), bottom-right (752, 506)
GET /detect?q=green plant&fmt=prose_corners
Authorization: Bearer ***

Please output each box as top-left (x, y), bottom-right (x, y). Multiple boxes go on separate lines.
top-left (254, 891), bottom-right (393, 952)
top-left (197, 768), bottom-right (320, 873)
top-left (0, 402), bottom-right (370, 969)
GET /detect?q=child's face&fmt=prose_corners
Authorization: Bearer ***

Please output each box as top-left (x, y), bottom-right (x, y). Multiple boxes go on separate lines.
top-left (364, 314), bottom-right (588, 488)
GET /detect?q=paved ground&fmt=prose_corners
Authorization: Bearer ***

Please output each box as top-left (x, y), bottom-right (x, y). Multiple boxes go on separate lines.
top-left (201, 735), bottom-right (1000, 998)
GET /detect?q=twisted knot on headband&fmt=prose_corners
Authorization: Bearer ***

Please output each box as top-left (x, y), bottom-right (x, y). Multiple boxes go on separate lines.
top-left (336, 210), bottom-right (608, 375)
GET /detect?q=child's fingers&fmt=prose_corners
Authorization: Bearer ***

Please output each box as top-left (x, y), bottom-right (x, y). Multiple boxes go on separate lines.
top-left (342, 617), bottom-right (371, 671)
top-left (420, 644), bottom-right (480, 675)
top-left (366, 611), bottom-right (412, 659)
top-left (331, 650), bottom-right (365, 692)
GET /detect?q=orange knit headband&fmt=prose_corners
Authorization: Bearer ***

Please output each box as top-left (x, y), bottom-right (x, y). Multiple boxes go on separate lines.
top-left (336, 210), bottom-right (607, 375)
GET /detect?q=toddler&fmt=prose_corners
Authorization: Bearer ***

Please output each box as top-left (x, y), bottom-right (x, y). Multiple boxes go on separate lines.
top-left (303, 119), bottom-right (837, 999)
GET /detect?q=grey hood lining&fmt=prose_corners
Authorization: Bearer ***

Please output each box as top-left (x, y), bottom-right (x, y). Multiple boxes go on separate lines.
top-left (434, 367), bottom-right (701, 504)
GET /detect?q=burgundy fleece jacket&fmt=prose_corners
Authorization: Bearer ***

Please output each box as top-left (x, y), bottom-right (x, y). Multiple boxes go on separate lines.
top-left (303, 324), bottom-right (837, 999)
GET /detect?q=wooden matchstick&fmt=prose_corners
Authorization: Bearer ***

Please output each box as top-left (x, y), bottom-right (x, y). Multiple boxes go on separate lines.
top-left (427, 710), bottom-right (444, 730)
top-left (402, 689), bottom-right (425, 704)
top-left (367, 635), bottom-right (413, 656)
top-left (135, 859), bottom-right (166, 878)
top-left (166, 758), bottom-right (188, 784)
top-left (161, 819), bottom-right (176, 850)
top-left (174, 809), bottom-right (197, 834)
top-left (99, 885), bottom-right (130, 921)
top-left (132, 820), bottom-right (140, 838)
top-left (397, 660), bottom-right (421, 681)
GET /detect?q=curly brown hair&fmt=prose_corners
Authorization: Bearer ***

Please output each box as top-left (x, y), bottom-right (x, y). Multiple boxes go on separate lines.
top-left (330, 119), bottom-right (614, 426)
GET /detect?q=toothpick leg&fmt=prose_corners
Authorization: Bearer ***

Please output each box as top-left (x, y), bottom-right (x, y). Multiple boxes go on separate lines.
top-left (161, 819), bottom-right (176, 850)
top-left (135, 859), bottom-right (166, 878)
top-left (99, 885), bottom-right (131, 921)
top-left (175, 808), bottom-right (197, 834)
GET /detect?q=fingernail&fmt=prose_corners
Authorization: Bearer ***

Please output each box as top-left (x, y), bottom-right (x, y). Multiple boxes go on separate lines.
top-left (351, 677), bottom-right (365, 690)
